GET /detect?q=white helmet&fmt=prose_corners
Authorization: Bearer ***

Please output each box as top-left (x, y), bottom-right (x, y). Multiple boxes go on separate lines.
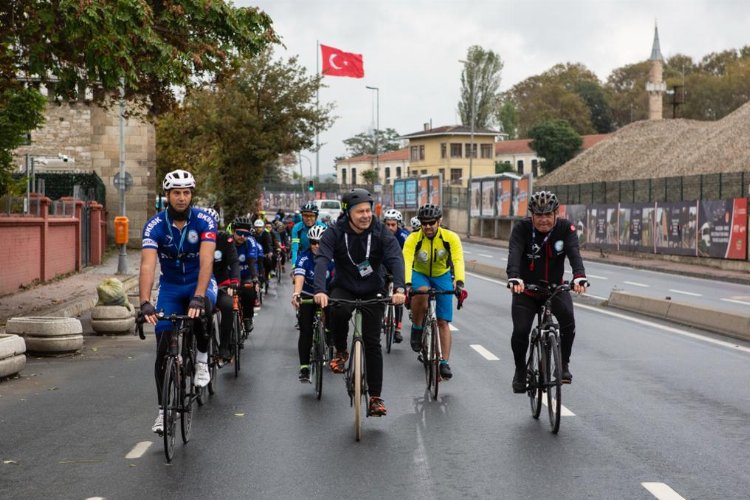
top-left (201, 207), bottom-right (219, 222)
top-left (163, 169), bottom-right (196, 191)
top-left (410, 216), bottom-right (421, 229)
top-left (253, 219), bottom-right (265, 228)
top-left (307, 225), bottom-right (326, 241)
top-left (383, 208), bottom-right (403, 223)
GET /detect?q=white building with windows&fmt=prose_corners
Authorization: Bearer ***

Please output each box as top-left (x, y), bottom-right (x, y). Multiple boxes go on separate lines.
top-left (335, 148), bottom-right (409, 186)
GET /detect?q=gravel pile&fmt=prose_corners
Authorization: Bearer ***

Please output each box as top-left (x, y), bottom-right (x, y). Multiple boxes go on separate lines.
top-left (538, 101), bottom-right (750, 186)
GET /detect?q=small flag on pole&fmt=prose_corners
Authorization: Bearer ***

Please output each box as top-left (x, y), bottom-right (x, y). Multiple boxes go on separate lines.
top-left (320, 44), bottom-right (364, 78)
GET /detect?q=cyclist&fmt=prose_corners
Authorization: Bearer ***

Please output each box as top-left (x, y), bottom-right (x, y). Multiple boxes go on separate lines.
top-left (274, 220), bottom-right (290, 273)
top-left (201, 208), bottom-right (240, 362)
top-left (139, 169), bottom-right (218, 434)
top-left (410, 216), bottom-right (421, 233)
top-left (232, 216), bottom-right (263, 333)
top-left (291, 225), bottom-right (335, 382)
top-left (383, 208), bottom-right (410, 343)
top-left (403, 203), bottom-right (465, 380)
top-left (254, 219), bottom-right (274, 284)
top-left (291, 202), bottom-right (326, 266)
top-left (313, 188), bottom-right (406, 417)
top-left (506, 190), bottom-right (588, 393)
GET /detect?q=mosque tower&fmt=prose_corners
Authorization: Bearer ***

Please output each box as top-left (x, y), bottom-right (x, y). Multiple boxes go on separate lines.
top-left (646, 24), bottom-right (666, 120)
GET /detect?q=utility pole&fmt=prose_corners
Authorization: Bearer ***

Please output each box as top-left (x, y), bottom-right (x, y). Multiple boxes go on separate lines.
top-left (365, 86), bottom-right (380, 184)
top-left (117, 79), bottom-right (128, 274)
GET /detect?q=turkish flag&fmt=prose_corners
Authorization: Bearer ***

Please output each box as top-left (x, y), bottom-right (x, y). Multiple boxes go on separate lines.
top-left (320, 44), bottom-right (364, 78)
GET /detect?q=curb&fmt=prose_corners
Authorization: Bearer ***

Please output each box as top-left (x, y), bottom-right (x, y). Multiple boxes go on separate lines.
top-left (607, 290), bottom-right (750, 342)
top-left (45, 274), bottom-right (139, 318)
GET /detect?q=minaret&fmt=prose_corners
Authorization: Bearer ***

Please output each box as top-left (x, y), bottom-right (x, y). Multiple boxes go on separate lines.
top-left (646, 23), bottom-right (666, 120)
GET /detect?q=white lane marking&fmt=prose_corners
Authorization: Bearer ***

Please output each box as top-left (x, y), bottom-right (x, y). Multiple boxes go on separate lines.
top-left (470, 344), bottom-right (499, 360)
top-left (624, 281), bottom-right (649, 287)
top-left (575, 302), bottom-right (750, 354)
top-left (86, 498), bottom-right (105, 500)
top-left (668, 289), bottom-right (702, 297)
top-left (463, 251), bottom-right (473, 255)
top-left (641, 482), bottom-right (686, 500)
top-left (467, 271), bottom-right (750, 355)
top-left (478, 253), bottom-right (494, 258)
top-left (449, 324), bottom-right (459, 332)
top-left (541, 396), bottom-right (575, 416)
top-left (125, 441), bottom-right (152, 459)
top-left (721, 298), bottom-right (750, 306)
top-left (500, 256), bottom-right (507, 261)
top-left (587, 274), bottom-right (608, 280)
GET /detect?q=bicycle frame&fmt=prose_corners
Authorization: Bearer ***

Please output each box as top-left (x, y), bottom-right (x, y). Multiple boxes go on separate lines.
top-left (411, 288), bottom-right (455, 399)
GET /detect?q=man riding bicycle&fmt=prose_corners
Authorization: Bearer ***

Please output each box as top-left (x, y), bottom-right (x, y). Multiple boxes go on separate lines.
top-left (139, 169), bottom-right (218, 434)
top-left (507, 190), bottom-right (588, 393)
top-left (383, 208), bottom-right (410, 343)
top-left (313, 188), bottom-right (406, 416)
top-left (403, 203), bottom-right (465, 380)
top-left (291, 202), bottom-right (326, 266)
top-left (232, 216), bottom-right (263, 333)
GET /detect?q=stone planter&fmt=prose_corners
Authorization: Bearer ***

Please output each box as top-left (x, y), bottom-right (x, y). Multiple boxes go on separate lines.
top-left (6, 317), bottom-right (84, 355)
top-left (90, 305), bottom-right (135, 335)
top-left (0, 334), bottom-right (26, 378)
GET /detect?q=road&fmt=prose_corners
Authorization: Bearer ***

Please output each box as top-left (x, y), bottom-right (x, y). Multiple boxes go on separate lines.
top-left (463, 240), bottom-right (750, 314)
top-left (2, 271), bottom-right (750, 499)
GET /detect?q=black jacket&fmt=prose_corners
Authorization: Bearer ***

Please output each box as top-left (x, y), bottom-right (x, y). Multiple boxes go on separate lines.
top-left (506, 217), bottom-right (585, 286)
top-left (213, 231), bottom-right (240, 287)
top-left (314, 217), bottom-right (405, 295)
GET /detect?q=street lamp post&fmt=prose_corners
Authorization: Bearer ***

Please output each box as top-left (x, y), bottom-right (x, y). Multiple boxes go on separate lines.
top-left (117, 79), bottom-right (128, 274)
top-left (459, 60), bottom-right (476, 239)
top-left (365, 86), bottom-right (380, 185)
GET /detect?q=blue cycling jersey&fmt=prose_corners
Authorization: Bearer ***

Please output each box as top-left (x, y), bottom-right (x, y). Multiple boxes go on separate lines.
top-left (236, 236), bottom-right (264, 281)
top-left (291, 221), bottom-right (327, 266)
top-left (395, 227), bottom-right (410, 249)
top-left (142, 207), bottom-right (217, 285)
top-left (293, 249), bottom-right (334, 294)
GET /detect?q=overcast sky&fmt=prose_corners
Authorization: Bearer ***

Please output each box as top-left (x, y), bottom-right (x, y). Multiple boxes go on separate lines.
top-left (244, 0), bottom-right (750, 177)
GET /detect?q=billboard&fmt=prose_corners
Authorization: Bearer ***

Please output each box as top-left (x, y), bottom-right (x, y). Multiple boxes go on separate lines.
top-left (405, 178), bottom-right (418, 209)
top-left (698, 198), bottom-right (748, 260)
top-left (428, 176), bottom-right (442, 207)
top-left (393, 180), bottom-right (405, 209)
top-left (497, 178), bottom-right (513, 216)
top-left (418, 177), bottom-right (429, 207)
top-left (470, 180), bottom-right (481, 217)
top-left (481, 179), bottom-right (495, 217)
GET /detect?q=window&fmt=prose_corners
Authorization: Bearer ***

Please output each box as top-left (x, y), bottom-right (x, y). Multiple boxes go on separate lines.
top-left (464, 143), bottom-right (477, 158)
top-left (419, 145), bottom-right (425, 160)
top-left (438, 168), bottom-right (445, 181)
top-left (411, 170), bottom-right (419, 177)
top-left (351, 168), bottom-right (357, 185)
top-left (450, 168), bottom-right (462, 185)
top-left (385, 167), bottom-right (391, 182)
top-left (450, 143), bottom-right (462, 158)
top-left (420, 169), bottom-right (427, 175)
top-left (481, 144), bottom-right (492, 159)
top-left (531, 159), bottom-right (538, 177)
top-left (440, 143), bottom-right (447, 159)
top-left (341, 168), bottom-right (347, 185)
top-left (396, 166), bottom-right (402, 178)
top-left (319, 201), bottom-right (341, 209)
top-left (410, 145), bottom-right (425, 161)
top-left (517, 160), bottom-right (524, 175)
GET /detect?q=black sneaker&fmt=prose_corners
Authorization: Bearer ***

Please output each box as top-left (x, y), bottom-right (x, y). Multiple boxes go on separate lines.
top-left (561, 363), bottom-right (572, 384)
top-left (243, 318), bottom-right (254, 333)
top-left (410, 329), bottom-right (422, 352)
top-left (439, 361), bottom-right (452, 380)
top-left (298, 366), bottom-right (310, 383)
top-left (394, 330), bottom-right (403, 343)
top-left (512, 369), bottom-right (527, 393)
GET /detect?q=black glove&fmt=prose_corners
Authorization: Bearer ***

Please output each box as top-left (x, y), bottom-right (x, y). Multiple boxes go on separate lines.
top-left (140, 301), bottom-right (156, 317)
top-left (188, 295), bottom-right (205, 313)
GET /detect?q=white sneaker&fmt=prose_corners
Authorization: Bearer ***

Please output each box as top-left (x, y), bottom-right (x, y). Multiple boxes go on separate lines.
top-left (152, 411), bottom-right (164, 434)
top-left (195, 362), bottom-right (211, 387)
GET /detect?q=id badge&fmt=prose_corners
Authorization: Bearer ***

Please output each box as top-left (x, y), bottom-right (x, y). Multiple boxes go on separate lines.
top-left (357, 260), bottom-right (374, 277)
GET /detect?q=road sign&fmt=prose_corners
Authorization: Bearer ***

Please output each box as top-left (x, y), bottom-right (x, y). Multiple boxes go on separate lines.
top-left (113, 172), bottom-right (133, 191)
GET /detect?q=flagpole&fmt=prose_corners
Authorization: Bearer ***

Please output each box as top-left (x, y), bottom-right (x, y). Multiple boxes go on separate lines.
top-left (315, 40), bottom-right (320, 181)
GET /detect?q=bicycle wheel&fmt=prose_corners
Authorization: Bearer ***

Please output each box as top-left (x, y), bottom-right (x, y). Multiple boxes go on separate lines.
top-left (233, 312), bottom-right (241, 377)
top-left (383, 305), bottom-right (395, 354)
top-left (421, 320), bottom-right (432, 389)
top-left (528, 330), bottom-right (543, 419)
top-left (353, 339), bottom-right (363, 441)
top-left (207, 315), bottom-right (219, 396)
top-left (431, 322), bottom-right (440, 400)
top-left (546, 333), bottom-right (562, 433)
top-left (161, 357), bottom-right (178, 462)
top-left (276, 259), bottom-right (282, 284)
top-left (180, 356), bottom-right (194, 444)
top-left (314, 320), bottom-right (325, 400)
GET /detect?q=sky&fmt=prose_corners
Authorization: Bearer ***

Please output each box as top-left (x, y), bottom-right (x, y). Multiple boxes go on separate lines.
top-left (244, 0), bottom-right (750, 178)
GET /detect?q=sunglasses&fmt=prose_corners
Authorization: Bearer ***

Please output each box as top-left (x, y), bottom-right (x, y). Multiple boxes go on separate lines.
top-left (235, 230), bottom-right (252, 237)
top-left (420, 220), bottom-right (438, 227)
top-left (309, 240), bottom-right (320, 246)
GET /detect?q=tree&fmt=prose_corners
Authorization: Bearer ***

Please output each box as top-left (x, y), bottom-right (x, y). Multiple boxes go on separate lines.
top-left (605, 60), bottom-right (651, 128)
top-left (458, 46), bottom-right (503, 129)
top-left (343, 128), bottom-right (402, 156)
top-left (156, 50), bottom-right (334, 220)
top-left (528, 119), bottom-right (582, 174)
top-left (0, 87), bottom-right (45, 195)
top-left (574, 80), bottom-right (614, 133)
top-left (361, 169), bottom-right (379, 186)
top-left (496, 97), bottom-right (518, 138)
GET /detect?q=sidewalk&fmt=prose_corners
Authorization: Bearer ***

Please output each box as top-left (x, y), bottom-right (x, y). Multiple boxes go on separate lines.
top-left (0, 249), bottom-right (142, 333)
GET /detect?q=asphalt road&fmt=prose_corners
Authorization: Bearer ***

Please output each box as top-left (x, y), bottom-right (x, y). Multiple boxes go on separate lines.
top-left (463, 240), bottom-right (750, 314)
top-left (2, 273), bottom-right (750, 499)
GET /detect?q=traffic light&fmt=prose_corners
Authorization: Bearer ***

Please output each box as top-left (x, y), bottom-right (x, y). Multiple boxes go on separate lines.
top-left (307, 180), bottom-right (314, 192)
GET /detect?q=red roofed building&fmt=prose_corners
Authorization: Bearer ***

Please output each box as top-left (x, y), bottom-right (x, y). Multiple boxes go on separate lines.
top-left (335, 147), bottom-right (409, 186)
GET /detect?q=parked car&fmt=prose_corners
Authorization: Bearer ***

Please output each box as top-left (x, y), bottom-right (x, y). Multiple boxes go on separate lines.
top-left (313, 199), bottom-right (343, 222)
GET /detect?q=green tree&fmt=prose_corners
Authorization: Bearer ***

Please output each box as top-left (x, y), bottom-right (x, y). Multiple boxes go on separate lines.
top-left (496, 97), bottom-right (518, 138)
top-left (604, 60), bottom-right (651, 128)
top-left (0, 87), bottom-right (45, 195)
top-left (574, 80), bottom-right (613, 133)
top-left (343, 128), bottom-right (402, 156)
top-left (361, 169), bottom-right (379, 186)
top-left (156, 50), bottom-right (334, 220)
top-left (458, 45), bottom-right (503, 129)
top-left (528, 119), bottom-right (582, 174)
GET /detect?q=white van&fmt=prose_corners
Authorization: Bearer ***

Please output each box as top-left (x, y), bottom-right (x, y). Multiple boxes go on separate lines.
top-left (313, 199), bottom-right (342, 222)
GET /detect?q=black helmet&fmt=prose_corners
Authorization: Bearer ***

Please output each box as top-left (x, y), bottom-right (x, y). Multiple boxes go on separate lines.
top-left (342, 188), bottom-right (373, 212)
top-left (418, 203), bottom-right (442, 221)
top-left (233, 216), bottom-right (253, 230)
top-left (301, 202), bottom-right (319, 215)
top-left (528, 191), bottom-right (559, 214)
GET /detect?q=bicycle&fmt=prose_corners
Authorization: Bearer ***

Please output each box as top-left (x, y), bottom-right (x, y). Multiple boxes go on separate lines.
top-left (276, 250), bottom-right (284, 284)
top-left (136, 312), bottom-right (203, 462)
top-left (522, 282), bottom-right (570, 434)
top-left (381, 280), bottom-right (396, 354)
top-left (204, 308), bottom-right (221, 400)
top-left (299, 296), bottom-right (328, 400)
top-left (411, 288), bottom-right (460, 400)
top-left (221, 285), bottom-right (244, 378)
top-left (328, 295), bottom-right (391, 442)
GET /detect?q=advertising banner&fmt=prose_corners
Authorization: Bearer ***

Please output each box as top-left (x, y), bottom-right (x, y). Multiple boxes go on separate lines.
top-left (428, 176), bottom-right (442, 207)
top-left (405, 178), bottom-right (418, 209)
top-left (585, 204), bottom-right (617, 250)
top-left (514, 176), bottom-right (531, 216)
top-left (470, 180), bottom-right (481, 217)
top-left (393, 180), bottom-right (405, 209)
top-left (559, 204), bottom-right (587, 245)
top-left (418, 177), bottom-right (429, 207)
top-left (481, 179), bottom-right (495, 217)
top-left (698, 198), bottom-right (748, 260)
top-left (497, 179), bottom-right (513, 216)
top-left (655, 201), bottom-right (697, 256)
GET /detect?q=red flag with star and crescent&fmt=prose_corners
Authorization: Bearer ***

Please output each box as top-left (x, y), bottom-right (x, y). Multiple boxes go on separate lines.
top-left (320, 44), bottom-right (364, 78)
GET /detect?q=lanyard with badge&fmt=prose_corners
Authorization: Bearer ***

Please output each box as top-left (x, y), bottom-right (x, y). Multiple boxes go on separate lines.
top-left (164, 210), bottom-right (190, 266)
top-left (345, 233), bottom-right (373, 277)
top-left (529, 226), bottom-right (551, 272)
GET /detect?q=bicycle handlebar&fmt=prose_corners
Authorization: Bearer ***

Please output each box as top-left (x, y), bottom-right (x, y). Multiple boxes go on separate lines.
top-left (134, 312), bottom-right (202, 340)
top-left (410, 288), bottom-right (459, 296)
top-left (525, 282), bottom-right (571, 295)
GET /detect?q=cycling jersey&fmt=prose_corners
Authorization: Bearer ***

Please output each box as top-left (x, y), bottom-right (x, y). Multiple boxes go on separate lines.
top-left (293, 249), bottom-right (334, 295)
top-left (142, 207), bottom-right (217, 285)
top-left (236, 236), bottom-right (263, 282)
top-left (403, 227), bottom-right (465, 284)
top-left (291, 221), bottom-right (327, 266)
top-left (212, 231), bottom-right (240, 287)
top-left (394, 227), bottom-right (410, 249)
